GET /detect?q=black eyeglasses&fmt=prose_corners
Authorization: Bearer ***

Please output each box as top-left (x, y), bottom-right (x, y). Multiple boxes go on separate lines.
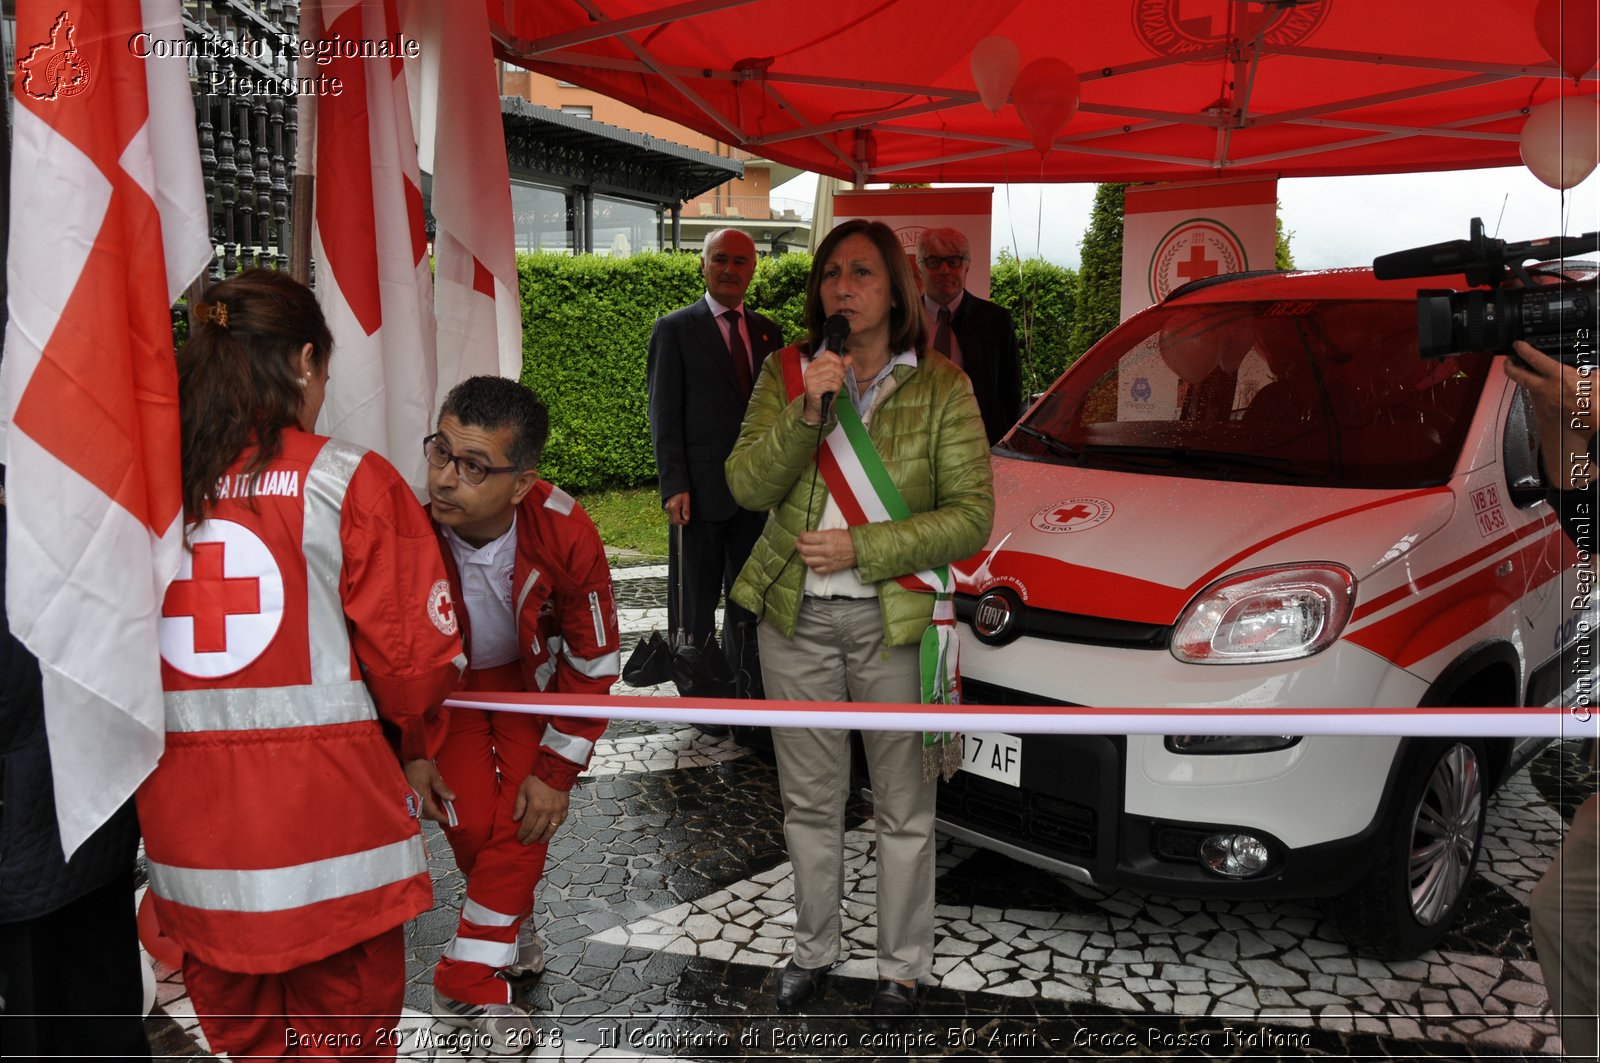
top-left (422, 434), bottom-right (520, 486)
top-left (920, 254), bottom-right (968, 270)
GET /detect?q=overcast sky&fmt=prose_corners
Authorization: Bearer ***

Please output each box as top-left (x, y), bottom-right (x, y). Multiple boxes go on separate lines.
top-left (774, 167), bottom-right (1599, 272)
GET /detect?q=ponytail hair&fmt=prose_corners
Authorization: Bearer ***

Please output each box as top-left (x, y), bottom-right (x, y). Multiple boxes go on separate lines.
top-left (177, 269), bottom-right (332, 523)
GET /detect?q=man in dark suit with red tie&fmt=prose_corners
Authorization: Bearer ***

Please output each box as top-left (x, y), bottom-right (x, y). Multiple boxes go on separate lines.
top-left (917, 226), bottom-right (1023, 445)
top-left (647, 229), bottom-right (784, 698)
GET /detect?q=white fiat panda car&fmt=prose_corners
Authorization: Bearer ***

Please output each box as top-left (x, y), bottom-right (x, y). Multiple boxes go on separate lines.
top-left (946, 266), bottom-right (1590, 957)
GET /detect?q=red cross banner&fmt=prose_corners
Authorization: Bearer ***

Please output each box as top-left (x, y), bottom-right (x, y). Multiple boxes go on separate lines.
top-left (306, 0), bottom-right (437, 494)
top-left (832, 187), bottom-right (996, 297)
top-left (409, 0), bottom-right (523, 388)
top-left (1119, 176), bottom-right (1279, 322)
top-left (2, 0), bottom-right (212, 854)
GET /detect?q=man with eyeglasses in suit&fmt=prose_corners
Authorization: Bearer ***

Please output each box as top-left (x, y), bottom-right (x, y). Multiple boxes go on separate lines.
top-left (916, 226), bottom-right (1022, 446)
top-left (420, 376), bottom-right (620, 1052)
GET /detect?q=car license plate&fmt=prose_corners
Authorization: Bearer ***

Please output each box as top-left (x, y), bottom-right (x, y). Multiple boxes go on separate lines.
top-left (958, 731), bottom-right (1022, 787)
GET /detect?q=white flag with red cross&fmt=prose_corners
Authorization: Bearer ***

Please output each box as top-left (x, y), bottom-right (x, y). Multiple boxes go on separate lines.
top-left (409, 0), bottom-right (523, 387)
top-left (2, 0), bottom-right (212, 855)
top-left (307, 0), bottom-right (437, 493)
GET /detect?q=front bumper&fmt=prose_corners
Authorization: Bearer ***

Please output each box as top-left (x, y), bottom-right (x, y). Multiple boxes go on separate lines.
top-left (937, 662), bottom-right (1412, 899)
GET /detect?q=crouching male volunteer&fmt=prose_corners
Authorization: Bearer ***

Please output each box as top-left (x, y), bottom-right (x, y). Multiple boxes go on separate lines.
top-left (423, 377), bottom-right (620, 1049)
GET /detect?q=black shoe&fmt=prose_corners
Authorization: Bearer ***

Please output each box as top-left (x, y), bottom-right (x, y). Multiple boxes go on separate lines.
top-left (774, 960), bottom-right (832, 1010)
top-left (870, 979), bottom-right (918, 1030)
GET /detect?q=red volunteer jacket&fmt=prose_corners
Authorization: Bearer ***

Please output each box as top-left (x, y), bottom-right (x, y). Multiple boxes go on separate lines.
top-left (138, 430), bottom-right (466, 973)
top-left (433, 479), bottom-right (619, 790)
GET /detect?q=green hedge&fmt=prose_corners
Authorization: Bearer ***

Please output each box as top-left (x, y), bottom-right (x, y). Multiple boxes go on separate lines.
top-left (518, 250), bottom-right (809, 492)
top-left (519, 248), bottom-right (1092, 489)
top-left (989, 251), bottom-right (1078, 398)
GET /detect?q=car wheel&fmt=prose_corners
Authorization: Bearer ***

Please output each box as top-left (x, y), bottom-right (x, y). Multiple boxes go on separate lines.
top-left (1325, 738), bottom-right (1486, 958)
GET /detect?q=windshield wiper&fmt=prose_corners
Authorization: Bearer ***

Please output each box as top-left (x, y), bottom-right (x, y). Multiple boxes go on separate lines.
top-left (1009, 424), bottom-right (1084, 460)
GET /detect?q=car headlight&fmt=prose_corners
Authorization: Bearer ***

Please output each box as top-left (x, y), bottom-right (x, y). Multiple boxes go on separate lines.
top-left (1171, 564), bottom-right (1355, 664)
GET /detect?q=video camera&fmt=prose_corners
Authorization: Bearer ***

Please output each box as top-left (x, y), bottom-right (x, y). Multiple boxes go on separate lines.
top-left (1373, 218), bottom-right (1598, 365)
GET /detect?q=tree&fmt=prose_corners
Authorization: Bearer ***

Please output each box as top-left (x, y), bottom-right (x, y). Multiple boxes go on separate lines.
top-left (1068, 182), bottom-right (1129, 358)
top-left (1275, 208), bottom-right (1296, 269)
top-left (990, 250), bottom-right (1078, 396)
top-left (1070, 183), bottom-right (1298, 357)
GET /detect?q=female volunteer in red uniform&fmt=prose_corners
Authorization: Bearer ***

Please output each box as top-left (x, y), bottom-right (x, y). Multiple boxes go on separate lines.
top-left (137, 270), bottom-right (466, 1059)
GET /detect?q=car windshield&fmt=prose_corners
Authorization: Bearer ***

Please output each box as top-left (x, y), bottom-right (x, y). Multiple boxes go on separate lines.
top-left (1005, 298), bottom-right (1493, 488)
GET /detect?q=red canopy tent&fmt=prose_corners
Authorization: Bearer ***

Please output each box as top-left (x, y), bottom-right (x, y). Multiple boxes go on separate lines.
top-left (485, 0), bottom-right (1597, 184)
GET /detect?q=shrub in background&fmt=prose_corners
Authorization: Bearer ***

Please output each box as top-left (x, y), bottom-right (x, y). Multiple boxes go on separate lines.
top-left (518, 250), bottom-right (808, 492)
top-left (745, 251), bottom-right (810, 344)
top-left (519, 251), bottom-right (700, 491)
top-left (990, 250), bottom-right (1078, 399)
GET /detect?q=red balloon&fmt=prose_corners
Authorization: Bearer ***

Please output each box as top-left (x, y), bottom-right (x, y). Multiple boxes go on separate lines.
top-left (1013, 58), bottom-right (1080, 156)
top-left (137, 890), bottom-right (184, 970)
top-left (1535, 0), bottom-right (1599, 83)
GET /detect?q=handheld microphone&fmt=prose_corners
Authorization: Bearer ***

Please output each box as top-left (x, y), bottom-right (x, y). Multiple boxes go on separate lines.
top-left (819, 314), bottom-right (851, 423)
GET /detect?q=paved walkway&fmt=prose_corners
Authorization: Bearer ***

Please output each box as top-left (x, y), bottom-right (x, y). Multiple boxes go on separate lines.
top-left (140, 560), bottom-right (1591, 1060)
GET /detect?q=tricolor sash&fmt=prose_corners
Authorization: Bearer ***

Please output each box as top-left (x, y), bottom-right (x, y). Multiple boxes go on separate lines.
top-left (781, 345), bottom-right (962, 781)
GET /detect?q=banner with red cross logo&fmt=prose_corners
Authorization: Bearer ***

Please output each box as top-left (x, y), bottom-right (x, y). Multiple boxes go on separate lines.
top-left (1119, 177), bottom-right (1278, 322)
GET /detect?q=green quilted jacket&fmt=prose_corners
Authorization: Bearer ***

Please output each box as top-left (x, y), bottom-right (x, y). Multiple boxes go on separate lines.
top-left (726, 345), bottom-right (995, 647)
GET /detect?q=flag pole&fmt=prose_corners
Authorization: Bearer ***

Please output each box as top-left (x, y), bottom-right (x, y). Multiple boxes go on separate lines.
top-left (289, 3), bottom-right (323, 283)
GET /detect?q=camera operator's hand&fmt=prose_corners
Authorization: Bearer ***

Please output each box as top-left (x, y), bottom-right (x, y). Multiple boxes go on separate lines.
top-left (1504, 340), bottom-right (1594, 490)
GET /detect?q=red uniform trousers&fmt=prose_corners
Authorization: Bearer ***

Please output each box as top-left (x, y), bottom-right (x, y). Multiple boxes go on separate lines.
top-left (182, 927), bottom-right (405, 1060)
top-left (433, 664), bottom-right (552, 1004)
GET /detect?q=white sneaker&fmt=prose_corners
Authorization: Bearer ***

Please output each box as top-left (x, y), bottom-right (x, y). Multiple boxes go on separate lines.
top-left (431, 988), bottom-right (535, 1056)
top-left (503, 920), bottom-right (546, 978)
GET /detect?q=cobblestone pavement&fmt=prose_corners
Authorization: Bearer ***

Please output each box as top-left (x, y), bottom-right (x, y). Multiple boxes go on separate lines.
top-left (142, 559), bottom-right (1595, 1061)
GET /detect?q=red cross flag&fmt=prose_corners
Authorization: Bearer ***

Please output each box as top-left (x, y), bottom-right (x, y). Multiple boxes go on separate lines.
top-left (3, 0), bottom-right (212, 854)
top-left (409, 0), bottom-right (523, 385)
top-left (306, 0), bottom-right (437, 492)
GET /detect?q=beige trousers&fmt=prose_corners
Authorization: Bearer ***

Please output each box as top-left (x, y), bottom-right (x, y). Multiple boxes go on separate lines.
top-left (758, 597), bottom-right (937, 982)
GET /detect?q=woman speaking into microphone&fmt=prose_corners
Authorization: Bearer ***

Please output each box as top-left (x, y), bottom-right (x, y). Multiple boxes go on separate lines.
top-left (725, 218), bottom-right (993, 1026)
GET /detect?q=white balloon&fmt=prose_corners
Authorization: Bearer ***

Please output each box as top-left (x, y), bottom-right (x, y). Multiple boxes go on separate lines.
top-left (971, 36), bottom-right (1021, 113)
top-left (1519, 96), bottom-right (1600, 190)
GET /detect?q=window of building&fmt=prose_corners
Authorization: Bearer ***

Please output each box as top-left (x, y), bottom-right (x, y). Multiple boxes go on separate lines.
top-left (510, 182), bottom-right (574, 254)
top-left (560, 105), bottom-right (593, 119)
top-left (593, 195), bottom-right (661, 257)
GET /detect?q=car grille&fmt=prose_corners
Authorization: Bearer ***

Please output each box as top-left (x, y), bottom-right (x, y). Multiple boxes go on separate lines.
top-left (955, 595), bottom-right (1171, 649)
top-left (941, 774), bottom-right (1098, 858)
top-left (960, 677), bottom-right (1079, 708)
top-left (940, 679), bottom-right (1119, 865)
top-left (1152, 825), bottom-right (1209, 863)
